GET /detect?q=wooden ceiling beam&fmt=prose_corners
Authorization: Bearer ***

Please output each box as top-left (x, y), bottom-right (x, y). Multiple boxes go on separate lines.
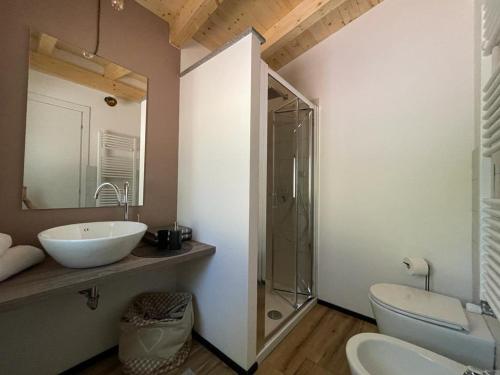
top-left (169, 0), bottom-right (224, 48)
top-left (135, 0), bottom-right (177, 24)
top-left (37, 33), bottom-right (58, 56)
top-left (30, 52), bottom-right (146, 102)
top-left (104, 63), bottom-right (131, 80)
top-left (265, 0), bottom-right (380, 70)
top-left (134, 0), bottom-right (383, 65)
top-left (261, 0), bottom-right (349, 60)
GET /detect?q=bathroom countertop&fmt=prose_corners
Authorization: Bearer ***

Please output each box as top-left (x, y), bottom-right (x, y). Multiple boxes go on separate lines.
top-left (0, 240), bottom-right (215, 312)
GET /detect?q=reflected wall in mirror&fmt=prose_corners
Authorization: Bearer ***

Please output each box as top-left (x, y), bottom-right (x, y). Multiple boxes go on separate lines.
top-left (23, 31), bottom-right (148, 210)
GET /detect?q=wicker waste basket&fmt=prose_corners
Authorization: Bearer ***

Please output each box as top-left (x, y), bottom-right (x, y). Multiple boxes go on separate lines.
top-left (119, 292), bottom-right (194, 375)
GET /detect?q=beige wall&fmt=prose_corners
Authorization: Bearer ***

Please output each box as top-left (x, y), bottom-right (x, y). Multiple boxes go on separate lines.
top-left (0, 269), bottom-right (177, 374)
top-left (0, 1), bottom-right (180, 373)
top-left (0, 0), bottom-right (180, 244)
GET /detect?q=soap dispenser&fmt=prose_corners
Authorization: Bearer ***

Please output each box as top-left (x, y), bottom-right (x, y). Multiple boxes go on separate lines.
top-left (168, 222), bottom-right (182, 251)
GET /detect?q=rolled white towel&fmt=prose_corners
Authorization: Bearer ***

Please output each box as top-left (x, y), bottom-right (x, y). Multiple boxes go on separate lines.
top-left (0, 245), bottom-right (45, 282)
top-left (0, 233), bottom-right (12, 257)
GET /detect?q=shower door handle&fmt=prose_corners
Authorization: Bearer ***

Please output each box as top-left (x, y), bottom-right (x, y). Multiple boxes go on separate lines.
top-left (292, 155), bottom-right (296, 199)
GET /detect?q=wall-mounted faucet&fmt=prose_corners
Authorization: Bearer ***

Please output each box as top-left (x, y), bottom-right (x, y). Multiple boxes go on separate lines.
top-left (94, 181), bottom-right (129, 221)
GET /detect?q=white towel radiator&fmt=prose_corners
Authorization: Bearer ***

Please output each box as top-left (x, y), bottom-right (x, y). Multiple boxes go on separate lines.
top-left (96, 130), bottom-right (139, 207)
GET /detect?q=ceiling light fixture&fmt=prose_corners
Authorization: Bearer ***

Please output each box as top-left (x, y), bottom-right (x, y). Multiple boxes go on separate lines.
top-left (111, 0), bottom-right (125, 11)
top-left (104, 96), bottom-right (118, 107)
top-left (84, 0), bottom-right (122, 60)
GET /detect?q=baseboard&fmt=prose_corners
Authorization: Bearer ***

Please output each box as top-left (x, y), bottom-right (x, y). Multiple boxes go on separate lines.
top-left (318, 299), bottom-right (377, 325)
top-left (192, 331), bottom-right (258, 374)
top-left (62, 333), bottom-right (259, 375)
top-left (60, 346), bottom-right (118, 374)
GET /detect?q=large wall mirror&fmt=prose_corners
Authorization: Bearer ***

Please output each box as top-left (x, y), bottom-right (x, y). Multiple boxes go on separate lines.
top-left (23, 31), bottom-right (147, 210)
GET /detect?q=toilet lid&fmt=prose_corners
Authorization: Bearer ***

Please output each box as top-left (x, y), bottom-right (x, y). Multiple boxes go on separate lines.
top-left (370, 283), bottom-right (469, 331)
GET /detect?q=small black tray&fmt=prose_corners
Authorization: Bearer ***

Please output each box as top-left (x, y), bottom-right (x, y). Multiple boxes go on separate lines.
top-left (132, 242), bottom-right (193, 258)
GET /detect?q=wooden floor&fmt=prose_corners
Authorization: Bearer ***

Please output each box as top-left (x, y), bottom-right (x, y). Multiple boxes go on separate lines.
top-left (73, 340), bottom-right (234, 375)
top-left (256, 304), bottom-right (377, 375)
top-left (74, 304), bottom-right (377, 375)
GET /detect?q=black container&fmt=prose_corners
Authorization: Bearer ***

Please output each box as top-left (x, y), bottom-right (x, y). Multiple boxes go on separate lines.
top-left (168, 226), bottom-right (182, 251)
top-left (157, 230), bottom-right (170, 250)
top-left (144, 223), bottom-right (188, 251)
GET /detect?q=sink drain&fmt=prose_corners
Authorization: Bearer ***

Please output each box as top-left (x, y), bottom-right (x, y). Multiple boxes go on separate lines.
top-left (267, 310), bottom-right (283, 320)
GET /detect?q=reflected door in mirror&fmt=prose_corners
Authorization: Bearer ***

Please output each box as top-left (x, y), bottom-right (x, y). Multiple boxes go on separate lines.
top-left (24, 94), bottom-right (90, 209)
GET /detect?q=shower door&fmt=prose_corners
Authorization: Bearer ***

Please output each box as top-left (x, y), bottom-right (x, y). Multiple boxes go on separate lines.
top-left (271, 97), bottom-right (314, 309)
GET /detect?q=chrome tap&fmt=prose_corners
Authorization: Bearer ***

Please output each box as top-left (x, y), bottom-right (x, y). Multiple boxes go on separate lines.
top-left (94, 181), bottom-right (129, 221)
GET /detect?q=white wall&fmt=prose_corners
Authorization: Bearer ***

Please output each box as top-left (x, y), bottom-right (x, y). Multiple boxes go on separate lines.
top-left (472, 0), bottom-right (486, 304)
top-left (279, 0), bottom-right (475, 316)
top-left (27, 70), bottom-right (144, 206)
top-left (177, 33), bottom-right (261, 369)
top-left (180, 39), bottom-right (211, 73)
top-left (28, 69), bottom-right (142, 167)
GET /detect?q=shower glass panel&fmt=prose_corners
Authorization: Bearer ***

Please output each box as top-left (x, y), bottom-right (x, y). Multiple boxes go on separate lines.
top-left (256, 75), bottom-right (315, 349)
top-left (271, 100), bottom-right (298, 307)
top-left (295, 105), bottom-right (314, 302)
top-left (271, 97), bottom-right (314, 309)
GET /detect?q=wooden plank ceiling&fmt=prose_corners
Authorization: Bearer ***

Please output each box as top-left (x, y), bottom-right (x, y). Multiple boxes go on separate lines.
top-left (30, 32), bottom-right (147, 102)
top-left (135, 0), bottom-right (383, 70)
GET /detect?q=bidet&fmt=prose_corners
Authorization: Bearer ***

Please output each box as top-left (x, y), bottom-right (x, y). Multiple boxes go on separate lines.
top-left (346, 333), bottom-right (466, 375)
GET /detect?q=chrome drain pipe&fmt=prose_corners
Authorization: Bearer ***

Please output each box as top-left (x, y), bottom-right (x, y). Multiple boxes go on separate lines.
top-left (79, 286), bottom-right (100, 310)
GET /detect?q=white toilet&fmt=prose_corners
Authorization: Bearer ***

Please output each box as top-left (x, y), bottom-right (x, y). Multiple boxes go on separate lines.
top-left (369, 283), bottom-right (495, 370)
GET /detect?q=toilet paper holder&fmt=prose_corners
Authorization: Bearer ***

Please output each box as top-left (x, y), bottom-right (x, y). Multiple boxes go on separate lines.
top-left (403, 258), bottom-right (431, 291)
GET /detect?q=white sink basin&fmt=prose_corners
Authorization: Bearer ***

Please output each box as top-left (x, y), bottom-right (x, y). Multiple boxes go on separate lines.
top-left (346, 333), bottom-right (467, 375)
top-left (38, 221), bottom-right (147, 268)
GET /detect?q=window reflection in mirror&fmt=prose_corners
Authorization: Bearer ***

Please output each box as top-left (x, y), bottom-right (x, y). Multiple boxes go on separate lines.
top-left (23, 31), bottom-right (148, 209)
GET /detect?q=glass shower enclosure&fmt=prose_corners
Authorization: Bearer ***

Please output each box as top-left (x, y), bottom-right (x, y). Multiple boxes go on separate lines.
top-left (257, 74), bottom-right (315, 349)
top-left (270, 95), bottom-right (314, 309)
